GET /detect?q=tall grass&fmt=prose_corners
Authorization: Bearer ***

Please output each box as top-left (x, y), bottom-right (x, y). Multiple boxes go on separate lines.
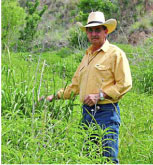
top-left (1, 43), bottom-right (153, 164)
top-left (1, 50), bottom-right (112, 164)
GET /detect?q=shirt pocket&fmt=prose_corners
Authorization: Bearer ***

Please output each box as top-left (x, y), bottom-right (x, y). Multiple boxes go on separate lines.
top-left (95, 64), bottom-right (110, 71)
top-left (94, 64), bottom-right (111, 80)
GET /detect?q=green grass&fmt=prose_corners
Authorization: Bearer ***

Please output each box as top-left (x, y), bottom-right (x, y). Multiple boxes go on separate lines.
top-left (119, 92), bottom-right (153, 163)
top-left (1, 44), bottom-right (153, 164)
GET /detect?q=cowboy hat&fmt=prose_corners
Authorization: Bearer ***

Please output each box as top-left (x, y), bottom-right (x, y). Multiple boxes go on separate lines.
top-left (77, 11), bottom-right (117, 34)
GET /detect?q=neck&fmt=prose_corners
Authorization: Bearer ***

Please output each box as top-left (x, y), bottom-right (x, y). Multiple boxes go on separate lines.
top-left (92, 44), bottom-right (101, 52)
top-left (91, 39), bottom-right (106, 53)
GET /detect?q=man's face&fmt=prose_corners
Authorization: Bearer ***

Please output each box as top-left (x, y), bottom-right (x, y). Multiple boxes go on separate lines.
top-left (86, 26), bottom-right (108, 46)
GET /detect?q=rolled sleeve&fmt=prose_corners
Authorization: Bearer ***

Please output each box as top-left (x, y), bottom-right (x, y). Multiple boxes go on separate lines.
top-left (104, 51), bottom-right (132, 100)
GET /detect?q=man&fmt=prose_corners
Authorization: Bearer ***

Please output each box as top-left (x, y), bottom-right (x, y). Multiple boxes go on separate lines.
top-left (40, 11), bottom-right (132, 163)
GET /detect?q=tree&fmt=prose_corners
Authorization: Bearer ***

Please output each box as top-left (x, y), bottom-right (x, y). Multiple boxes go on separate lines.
top-left (2, 0), bottom-right (26, 50)
top-left (18, 0), bottom-right (47, 51)
top-left (77, 0), bottom-right (119, 24)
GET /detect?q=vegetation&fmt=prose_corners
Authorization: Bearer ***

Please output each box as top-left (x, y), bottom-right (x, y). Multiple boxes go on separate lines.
top-left (1, 0), bottom-right (153, 164)
top-left (77, 0), bottom-right (119, 23)
top-left (2, 43), bottom-right (153, 164)
top-left (19, 0), bottom-right (47, 51)
top-left (1, 0), bottom-right (26, 50)
top-left (2, 0), bottom-right (153, 51)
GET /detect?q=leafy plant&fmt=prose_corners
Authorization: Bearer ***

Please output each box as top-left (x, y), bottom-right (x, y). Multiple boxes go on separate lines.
top-left (1, 0), bottom-right (26, 50)
top-left (68, 26), bottom-right (88, 49)
top-left (77, 0), bottom-right (119, 24)
top-left (129, 13), bottom-right (153, 34)
top-left (18, 0), bottom-right (47, 51)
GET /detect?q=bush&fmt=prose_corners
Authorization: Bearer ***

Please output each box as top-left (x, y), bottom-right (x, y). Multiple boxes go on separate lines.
top-left (77, 0), bottom-right (119, 24)
top-left (68, 27), bottom-right (88, 49)
top-left (129, 13), bottom-right (153, 34)
top-left (18, 0), bottom-right (47, 52)
top-left (56, 47), bottom-right (72, 58)
top-left (2, 0), bottom-right (26, 50)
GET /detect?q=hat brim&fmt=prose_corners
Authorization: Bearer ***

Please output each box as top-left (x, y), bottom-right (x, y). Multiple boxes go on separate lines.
top-left (76, 19), bottom-right (117, 34)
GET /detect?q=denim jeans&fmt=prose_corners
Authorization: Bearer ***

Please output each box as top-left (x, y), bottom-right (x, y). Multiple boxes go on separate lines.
top-left (82, 103), bottom-right (120, 164)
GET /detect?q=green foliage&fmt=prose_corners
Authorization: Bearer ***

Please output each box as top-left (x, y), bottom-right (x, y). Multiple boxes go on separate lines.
top-left (1, 43), bottom-right (153, 163)
top-left (56, 47), bottom-right (72, 58)
top-left (136, 51), bottom-right (153, 94)
top-left (77, 0), bottom-right (119, 24)
top-left (144, 36), bottom-right (153, 50)
top-left (1, 51), bottom-right (111, 164)
top-left (133, 59), bottom-right (153, 94)
top-left (129, 12), bottom-right (153, 34)
top-left (118, 0), bottom-right (153, 32)
top-left (68, 27), bottom-right (88, 49)
top-left (18, 0), bottom-right (47, 51)
top-left (119, 92), bottom-right (153, 164)
top-left (117, 42), bottom-right (153, 95)
top-left (1, 0), bottom-right (26, 50)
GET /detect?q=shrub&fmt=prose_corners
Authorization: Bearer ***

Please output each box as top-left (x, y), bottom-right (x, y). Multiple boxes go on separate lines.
top-left (68, 27), bottom-right (88, 49)
top-left (129, 14), bottom-right (153, 34)
top-left (56, 47), bottom-right (72, 58)
top-left (2, 0), bottom-right (26, 50)
top-left (77, 0), bottom-right (119, 24)
top-left (18, 0), bottom-right (47, 52)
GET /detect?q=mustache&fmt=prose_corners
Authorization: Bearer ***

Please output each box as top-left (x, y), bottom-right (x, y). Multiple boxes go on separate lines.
top-left (91, 37), bottom-right (99, 39)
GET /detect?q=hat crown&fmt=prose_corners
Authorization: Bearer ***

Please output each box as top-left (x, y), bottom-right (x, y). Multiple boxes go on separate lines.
top-left (87, 12), bottom-right (105, 24)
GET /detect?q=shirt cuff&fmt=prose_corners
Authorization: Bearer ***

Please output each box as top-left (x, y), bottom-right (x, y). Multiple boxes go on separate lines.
top-left (57, 89), bottom-right (64, 99)
top-left (104, 86), bottom-right (121, 100)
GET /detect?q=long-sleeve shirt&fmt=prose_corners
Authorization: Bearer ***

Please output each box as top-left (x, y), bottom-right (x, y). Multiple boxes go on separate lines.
top-left (57, 40), bottom-right (132, 104)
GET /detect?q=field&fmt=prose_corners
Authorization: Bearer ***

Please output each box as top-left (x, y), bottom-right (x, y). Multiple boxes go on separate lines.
top-left (1, 43), bottom-right (153, 164)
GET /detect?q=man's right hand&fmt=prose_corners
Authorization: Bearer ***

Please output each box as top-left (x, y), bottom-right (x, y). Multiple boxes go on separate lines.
top-left (46, 95), bottom-right (54, 102)
top-left (39, 95), bottom-right (54, 102)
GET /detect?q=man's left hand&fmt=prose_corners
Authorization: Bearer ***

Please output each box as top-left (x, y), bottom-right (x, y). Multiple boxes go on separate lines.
top-left (84, 94), bottom-right (100, 106)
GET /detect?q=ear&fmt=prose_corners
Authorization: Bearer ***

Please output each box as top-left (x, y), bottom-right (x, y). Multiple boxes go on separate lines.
top-left (105, 29), bottom-right (108, 34)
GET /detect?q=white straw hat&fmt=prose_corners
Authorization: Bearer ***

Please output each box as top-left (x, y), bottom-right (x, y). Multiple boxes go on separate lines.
top-left (77, 11), bottom-right (117, 34)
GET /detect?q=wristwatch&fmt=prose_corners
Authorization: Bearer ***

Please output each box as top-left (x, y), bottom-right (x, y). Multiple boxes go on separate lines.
top-left (99, 91), bottom-right (105, 101)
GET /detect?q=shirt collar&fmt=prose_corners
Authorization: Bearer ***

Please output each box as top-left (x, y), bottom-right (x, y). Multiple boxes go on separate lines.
top-left (86, 40), bottom-right (110, 55)
top-left (99, 39), bottom-right (110, 52)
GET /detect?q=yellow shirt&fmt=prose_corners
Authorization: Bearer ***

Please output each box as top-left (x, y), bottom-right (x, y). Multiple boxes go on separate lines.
top-left (57, 40), bottom-right (132, 104)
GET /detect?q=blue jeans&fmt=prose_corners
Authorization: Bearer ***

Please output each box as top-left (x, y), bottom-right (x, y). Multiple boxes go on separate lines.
top-left (82, 103), bottom-right (120, 163)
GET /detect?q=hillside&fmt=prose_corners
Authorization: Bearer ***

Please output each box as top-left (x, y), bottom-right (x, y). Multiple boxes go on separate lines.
top-left (37, 0), bottom-right (153, 48)
top-left (2, 0), bottom-right (153, 51)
